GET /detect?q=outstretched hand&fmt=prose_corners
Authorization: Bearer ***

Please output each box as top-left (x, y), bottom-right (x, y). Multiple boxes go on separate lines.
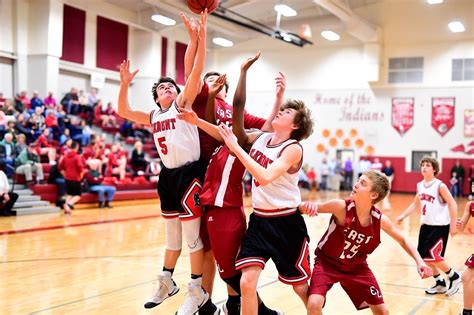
top-left (241, 52), bottom-right (261, 72)
top-left (209, 74), bottom-right (227, 96)
top-left (218, 123), bottom-right (239, 151)
top-left (299, 202), bottom-right (318, 217)
top-left (275, 72), bottom-right (287, 99)
top-left (181, 13), bottom-right (199, 40)
top-left (176, 108), bottom-right (199, 125)
top-left (197, 9), bottom-right (207, 37)
top-left (120, 59), bottom-right (139, 85)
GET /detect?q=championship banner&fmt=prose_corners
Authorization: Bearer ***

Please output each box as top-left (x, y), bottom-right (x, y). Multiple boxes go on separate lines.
top-left (432, 97), bottom-right (455, 137)
top-left (464, 109), bottom-right (474, 137)
top-left (391, 97), bottom-right (414, 136)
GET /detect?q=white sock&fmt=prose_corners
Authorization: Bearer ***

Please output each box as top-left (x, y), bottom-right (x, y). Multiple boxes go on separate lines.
top-left (190, 276), bottom-right (202, 287)
top-left (446, 268), bottom-right (455, 278)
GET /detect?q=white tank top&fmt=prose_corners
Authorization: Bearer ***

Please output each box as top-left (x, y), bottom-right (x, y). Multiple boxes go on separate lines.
top-left (150, 102), bottom-right (200, 169)
top-left (417, 178), bottom-right (450, 225)
top-left (250, 133), bottom-right (302, 216)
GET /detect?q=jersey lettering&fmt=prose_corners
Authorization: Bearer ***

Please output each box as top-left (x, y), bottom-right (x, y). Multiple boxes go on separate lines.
top-left (152, 118), bottom-right (176, 133)
top-left (420, 193), bottom-right (435, 203)
top-left (249, 149), bottom-right (274, 168)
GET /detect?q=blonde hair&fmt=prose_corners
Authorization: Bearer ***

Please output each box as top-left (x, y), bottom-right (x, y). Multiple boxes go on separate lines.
top-left (363, 170), bottom-right (390, 204)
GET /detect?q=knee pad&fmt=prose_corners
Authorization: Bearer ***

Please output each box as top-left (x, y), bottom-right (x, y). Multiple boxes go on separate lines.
top-left (223, 274), bottom-right (242, 295)
top-left (182, 218), bottom-right (203, 253)
top-left (165, 218), bottom-right (182, 251)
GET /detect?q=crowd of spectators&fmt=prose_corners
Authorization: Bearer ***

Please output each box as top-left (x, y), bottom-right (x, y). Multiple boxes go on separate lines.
top-left (0, 88), bottom-right (159, 213)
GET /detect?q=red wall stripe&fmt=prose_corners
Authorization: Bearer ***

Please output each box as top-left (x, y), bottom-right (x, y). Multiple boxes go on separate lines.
top-left (161, 37), bottom-right (168, 77)
top-left (96, 16), bottom-right (128, 71)
top-left (175, 41), bottom-right (187, 85)
top-left (61, 5), bottom-right (86, 64)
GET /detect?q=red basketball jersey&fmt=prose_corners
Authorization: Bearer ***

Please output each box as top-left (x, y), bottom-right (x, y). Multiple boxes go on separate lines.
top-left (200, 145), bottom-right (247, 207)
top-left (192, 83), bottom-right (265, 162)
top-left (316, 199), bottom-right (382, 272)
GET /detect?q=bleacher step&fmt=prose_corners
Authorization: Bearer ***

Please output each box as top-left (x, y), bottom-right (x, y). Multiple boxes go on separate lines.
top-left (11, 184), bottom-right (27, 190)
top-left (17, 195), bottom-right (41, 202)
top-left (14, 189), bottom-right (34, 196)
top-left (15, 206), bottom-right (60, 216)
top-left (13, 201), bottom-right (50, 209)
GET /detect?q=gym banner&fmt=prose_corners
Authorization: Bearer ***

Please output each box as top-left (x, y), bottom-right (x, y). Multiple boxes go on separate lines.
top-left (432, 97), bottom-right (455, 137)
top-left (465, 109), bottom-right (474, 137)
top-left (391, 97), bottom-right (414, 136)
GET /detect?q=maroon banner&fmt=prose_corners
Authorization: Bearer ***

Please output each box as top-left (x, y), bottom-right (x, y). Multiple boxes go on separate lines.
top-left (432, 97), bottom-right (455, 137)
top-left (391, 97), bottom-right (414, 136)
top-left (464, 109), bottom-right (474, 137)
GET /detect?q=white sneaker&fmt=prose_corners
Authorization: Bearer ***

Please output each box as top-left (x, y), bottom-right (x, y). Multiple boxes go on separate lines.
top-left (425, 282), bottom-right (447, 294)
top-left (446, 276), bottom-right (462, 296)
top-left (144, 274), bottom-right (179, 309)
top-left (176, 282), bottom-right (209, 315)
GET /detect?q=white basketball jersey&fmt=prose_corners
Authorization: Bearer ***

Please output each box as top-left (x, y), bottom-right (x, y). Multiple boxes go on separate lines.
top-left (150, 102), bottom-right (200, 169)
top-left (250, 133), bottom-right (302, 216)
top-left (417, 178), bottom-right (450, 225)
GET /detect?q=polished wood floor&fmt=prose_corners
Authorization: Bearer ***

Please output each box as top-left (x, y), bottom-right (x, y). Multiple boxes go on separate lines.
top-left (0, 192), bottom-right (472, 314)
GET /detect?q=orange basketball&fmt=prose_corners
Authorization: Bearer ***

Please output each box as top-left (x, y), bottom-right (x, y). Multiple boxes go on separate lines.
top-left (187, 0), bottom-right (219, 14)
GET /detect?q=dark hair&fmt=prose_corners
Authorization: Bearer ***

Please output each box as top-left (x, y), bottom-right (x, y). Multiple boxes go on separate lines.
top-left (151, 77), bottom-right (181, 107)
top-left (420, 156), bottom-right (440, 176)
top-left (280, 99), bottom-right (314, 141)
top-left (204, 71), bottom-right (229, 93)
top-left (71, 141), bottom-right (79, 150)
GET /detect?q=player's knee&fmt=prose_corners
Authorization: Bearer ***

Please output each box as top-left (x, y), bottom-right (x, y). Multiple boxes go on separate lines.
top-left (461, 269), bottom-right (473, 284)
top-left (292, 283), bottom-right (307, 296)
top-left (307, 296), bottom-right (324, 315)
top-left (371, 304), bottom-right (389, 315)
top-left (240, 272), bottom-right (257, 293)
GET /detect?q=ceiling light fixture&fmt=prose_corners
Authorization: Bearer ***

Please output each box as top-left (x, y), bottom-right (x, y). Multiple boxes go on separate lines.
top-left (213, 37), bottom-right (234, 47)
top-left (151, 14), bottom-right (176, 26)
top-left (448, 21), bottom-right (465, 33)
top-left (274, 4), bottom-right (297, 17)
top-left (426, 0), bottom-right (443, 4)
top-left (321, 30), bottom-right (340, 41)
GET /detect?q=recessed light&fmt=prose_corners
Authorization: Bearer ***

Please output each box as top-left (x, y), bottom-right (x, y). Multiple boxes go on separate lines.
top-left (213, 37), bottom-right (233, 47)
top-left (151, 14), bottom-right (176, 26)
top-left (274, 4), bottom-right (297, 17)
top-left (426, 0), bottom-right (443, 4)
top-left (321, 30), bottom-right (340, 41)
top-left (448, 21), bottom-right (465, 33)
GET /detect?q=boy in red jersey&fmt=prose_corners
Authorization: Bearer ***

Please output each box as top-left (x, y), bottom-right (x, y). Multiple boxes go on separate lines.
top-left (456, 182), bottom-right (474, 315)
top-left (301, 170), bottom-right (432, 314)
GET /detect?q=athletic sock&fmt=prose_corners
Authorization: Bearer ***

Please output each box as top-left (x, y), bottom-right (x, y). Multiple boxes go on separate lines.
top-left (162, 267), bottom-right (174, 276)
top-left (463, 309), bottom-right (472, 315)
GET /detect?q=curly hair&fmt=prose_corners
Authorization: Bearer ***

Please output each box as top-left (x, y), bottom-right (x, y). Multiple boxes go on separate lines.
top-left (280, 99), bottom-right (314, 141)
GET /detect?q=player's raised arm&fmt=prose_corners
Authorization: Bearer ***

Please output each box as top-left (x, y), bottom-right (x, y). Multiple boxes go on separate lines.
top-left (261, 72), bottom-right (286, 132)
top-left (118, 59), bottom-right (150, 125)
top-left (177, 10), bottom-right (207, 109)
top-left (205, 74), bottom-right (226, 124)
top-left (233, 52), bottom-right (260, 147)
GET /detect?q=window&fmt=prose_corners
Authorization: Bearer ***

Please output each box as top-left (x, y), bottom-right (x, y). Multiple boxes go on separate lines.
top-left (452, 58), bottom-right (474, 81)
top-left (411, 151), bottom-right (437, 172)
top-left (388, 57), bottom-right (424, 83)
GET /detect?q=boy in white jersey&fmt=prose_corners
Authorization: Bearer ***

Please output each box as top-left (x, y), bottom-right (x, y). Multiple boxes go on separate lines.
top-left (397, 156), bottom-right (461, 296)
top-left (118, 11), bottom-right (210, 315)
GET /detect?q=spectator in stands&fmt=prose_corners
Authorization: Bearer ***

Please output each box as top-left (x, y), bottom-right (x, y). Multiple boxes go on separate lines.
top-left (0, 168), bottom-right (18, 216)
top-left (30, 106), bottom-right (45, 137)
top-left (343, 157), bottom-right (354, 190)
top-left (106, 144), bottom-right (126, 180)
top-left (59, 128), bottom-right (70, 146)
top-left (320, 158), bottom-right (329, 190)
top-left (85, 162), bottom-right (116, 208)
top-left (79, 120), bottom-right (93, 146)
top-left (131, 140), bottom-right (147, 175)
top-left (14, 93), bottom-right (25, 113)
top-left (451, 160), bottom-right (465, 197)
top-left (36, 128), bottom-right (57, 165)
top-left (29, 90), bottom-right (44, 113)
top-left (48, 163), bottom-right (66, 207)
top-left (0, 133), bottom-right (16, 176)
top-left (14, 134), bottom-right (27, 156)
top-left (19, 90), bottom-right (30, 109)
top-left (371, 157), bottom-right (383, 172)
top-left (332, 157), bottom-right (343, 192)
top-left (307, 166), bottom-right (317, 191)
top-left (357, 157), bottom-right (372, 178)
top-left (382, 160), bottom-right (395, 206)
top-left (15, 142), bottom-right (44, 185)
top-left (5, 121), bottom-right (17, 142)
top-left (45, 110), bottom-right (60, 138)
top-left (60, 87), bottom-right (79, 114)
top-left (88, 88), bottom-right (99, 106)
top-left (44, 91), bottom-right (57, 108)
top-left (450, 172), bottom-right (459, 198)
top-left (60, 138), bottom-right (73, 156)
top-left (59, 141), bottom-right (84, 214)
top-left (100, 102), bottom-right (117, 127)
top-left (0, 110), bottom-right (7, 132)
top-left (0, 92), bottom-right (5, 108)
top-left (15, 114), bottom-right (35, 143)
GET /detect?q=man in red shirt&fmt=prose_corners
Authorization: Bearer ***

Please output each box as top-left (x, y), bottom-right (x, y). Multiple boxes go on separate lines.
top-left (59, 141), bottom-right (85, 214)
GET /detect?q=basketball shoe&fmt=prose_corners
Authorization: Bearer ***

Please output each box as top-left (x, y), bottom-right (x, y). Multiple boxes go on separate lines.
top-left (176, 282), bottom-right (209, 315)
top-left (144, 273), bottom-right (179, 308)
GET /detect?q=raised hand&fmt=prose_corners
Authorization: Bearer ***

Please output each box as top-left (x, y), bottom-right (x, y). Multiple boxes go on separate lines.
top-left (198, 9), bottom-right (207, 37)
top-left (218, 123), bottom-right (239, 151)
top-left (299, 202), bottom-right (318, 217)
top-left (417, 264), bottom-right (433, 279)
top-left (241, 52), bottom-right (261, 72)
top-left (181, 13), bottom-right (199, 40)
top-left (209, 74), bottom-right (227, 96)
top-left (275, 72), bottom-right (287, 99)
top-left (119, 59), bottom-right (139, 86)
top-left (176, 108), bottom-right (199, 125)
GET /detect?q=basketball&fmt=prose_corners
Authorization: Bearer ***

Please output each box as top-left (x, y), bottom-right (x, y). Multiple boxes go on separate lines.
top-left (187, 0), bottom-right (219, 14)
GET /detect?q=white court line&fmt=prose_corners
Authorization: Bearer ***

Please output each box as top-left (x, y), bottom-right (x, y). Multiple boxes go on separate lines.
top-left (382, 290), bottom-right (463, 305)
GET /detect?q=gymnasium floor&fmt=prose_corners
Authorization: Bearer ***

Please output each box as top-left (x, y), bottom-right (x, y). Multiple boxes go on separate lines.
top-left (0, 192), bottom-right (472, 314)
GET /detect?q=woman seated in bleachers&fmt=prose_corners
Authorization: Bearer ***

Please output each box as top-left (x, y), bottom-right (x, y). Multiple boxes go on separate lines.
top-left (36, 128), bottom-right (57, 165)
top-left (106, 144), bottom-right (126, 180)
